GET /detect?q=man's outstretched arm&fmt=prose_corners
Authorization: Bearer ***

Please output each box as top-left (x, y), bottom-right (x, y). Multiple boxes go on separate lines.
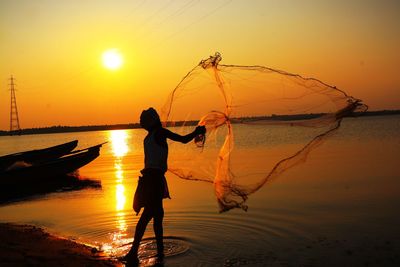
top-left (161, 126), bottom-right (206, 144)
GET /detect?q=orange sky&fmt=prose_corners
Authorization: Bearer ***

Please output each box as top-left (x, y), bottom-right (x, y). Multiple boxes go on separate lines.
top-left (0, 0), bottom-right (399, 130)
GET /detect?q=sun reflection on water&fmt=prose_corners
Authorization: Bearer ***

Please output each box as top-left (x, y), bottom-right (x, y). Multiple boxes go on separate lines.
top-left (115, 163), bottom-right (123, 183)
top-left (116, 184), bottom-right (126, 211)
top-left (111, 130), bottom-right (129, 158)
top-left (108, 130), bottom-right (132, 253)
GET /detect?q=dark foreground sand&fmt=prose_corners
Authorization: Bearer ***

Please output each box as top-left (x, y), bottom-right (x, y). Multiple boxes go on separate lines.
top-left (1, 223), bottom-right (399, 267)
top-left (0, 223), bottom-right (121, 267)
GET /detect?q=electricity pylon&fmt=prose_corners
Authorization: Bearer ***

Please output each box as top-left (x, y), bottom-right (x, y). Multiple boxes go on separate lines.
top-left (9, 75), bottom-right (21, 134)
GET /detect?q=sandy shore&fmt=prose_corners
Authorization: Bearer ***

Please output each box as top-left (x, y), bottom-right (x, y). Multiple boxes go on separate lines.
top-left (0, 223), bottom-right (121, 267)
top-left (1, 222), bottom-right (399, 267)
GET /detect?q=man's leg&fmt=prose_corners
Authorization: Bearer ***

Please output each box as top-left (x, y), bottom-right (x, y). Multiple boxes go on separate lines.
top-left (126, 207), bottom-right (153, 258)
top-left (153, 199), bottom-right (164, 257)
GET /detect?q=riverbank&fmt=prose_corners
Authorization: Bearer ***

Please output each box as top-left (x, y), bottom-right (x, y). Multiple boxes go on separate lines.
top-left (0, 223), bottom-right (120, 267)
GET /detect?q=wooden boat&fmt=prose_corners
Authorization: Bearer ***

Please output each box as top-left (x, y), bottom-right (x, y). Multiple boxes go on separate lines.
top-left (0, 143), bottom-right (103, 183)
top-left (0, 140), bottom-right (78, 171)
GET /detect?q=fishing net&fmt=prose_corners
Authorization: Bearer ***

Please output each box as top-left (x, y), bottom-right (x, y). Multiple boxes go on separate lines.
top-left (160, 52), bottom-right (367, 213)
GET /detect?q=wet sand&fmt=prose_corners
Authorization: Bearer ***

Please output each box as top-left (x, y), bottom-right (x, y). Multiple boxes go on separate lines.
top-left (1, 222), bottom-right (399, 267)
top-left (0, 223), bottom-right (120, 267)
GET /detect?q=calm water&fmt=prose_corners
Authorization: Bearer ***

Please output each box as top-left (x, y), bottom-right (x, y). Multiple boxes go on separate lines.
top-left (0, 116), bottom-right (399, 266)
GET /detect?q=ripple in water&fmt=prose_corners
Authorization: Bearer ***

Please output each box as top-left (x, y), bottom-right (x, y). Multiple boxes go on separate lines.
top-left (102, 236), bottom-right (190, 265)
top-left (139, 236), bottom-right (190, 257)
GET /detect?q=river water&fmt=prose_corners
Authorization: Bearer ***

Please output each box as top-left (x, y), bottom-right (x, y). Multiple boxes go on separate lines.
top-left (0, 115), bottom-right (399, 266)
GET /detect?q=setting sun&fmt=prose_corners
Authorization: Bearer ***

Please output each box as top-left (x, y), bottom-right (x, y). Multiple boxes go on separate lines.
top-left (102, 49), bottom-right (123, 70)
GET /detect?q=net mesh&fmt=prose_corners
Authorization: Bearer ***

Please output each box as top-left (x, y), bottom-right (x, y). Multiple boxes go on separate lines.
top-left (161, 52), bottom-right (367, 212)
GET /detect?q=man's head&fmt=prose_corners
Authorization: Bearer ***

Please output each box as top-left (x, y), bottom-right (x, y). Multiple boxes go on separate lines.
top-left (140, 107), bottom-right (161, 131)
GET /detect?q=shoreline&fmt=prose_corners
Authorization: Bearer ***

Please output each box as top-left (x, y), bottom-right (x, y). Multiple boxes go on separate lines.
top-left (1, 222), bottom-right (399, 266)
top-left (0, 223), bottom-right (120, 267)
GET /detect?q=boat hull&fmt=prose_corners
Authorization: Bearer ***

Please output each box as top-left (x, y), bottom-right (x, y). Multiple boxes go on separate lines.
top-left (0, 145), bottom-right (100, 183)
top-left (0, 140), bottom-right (78, 171)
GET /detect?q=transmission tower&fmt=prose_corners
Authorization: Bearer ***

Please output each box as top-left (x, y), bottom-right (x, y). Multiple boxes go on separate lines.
top-left (9, 75), bottom-right (21, 134)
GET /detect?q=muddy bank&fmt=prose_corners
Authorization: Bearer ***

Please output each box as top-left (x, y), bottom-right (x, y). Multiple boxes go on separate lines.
top-left (0, 223), bottom-right (121, 267)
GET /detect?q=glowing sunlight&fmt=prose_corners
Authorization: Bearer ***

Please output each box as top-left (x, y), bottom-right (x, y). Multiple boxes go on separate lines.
top-left (116, 184), bottom-right (126, 211)
top-left (102, 49), bottom-right (123, 70)
top-left (109, 129), bottom-right (130, 244)
top-left (110, 130), bottom-right (129, 157)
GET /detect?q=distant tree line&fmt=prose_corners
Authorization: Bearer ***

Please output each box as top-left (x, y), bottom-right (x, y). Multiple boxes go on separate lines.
top-left (0, 110), bottom-right (399, 136)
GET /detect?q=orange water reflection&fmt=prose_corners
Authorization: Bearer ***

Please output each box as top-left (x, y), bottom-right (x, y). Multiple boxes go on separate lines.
top-left (111, 130), bottom-right (129, 158)
top-left (110, 130), bottom-right (130, 243)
